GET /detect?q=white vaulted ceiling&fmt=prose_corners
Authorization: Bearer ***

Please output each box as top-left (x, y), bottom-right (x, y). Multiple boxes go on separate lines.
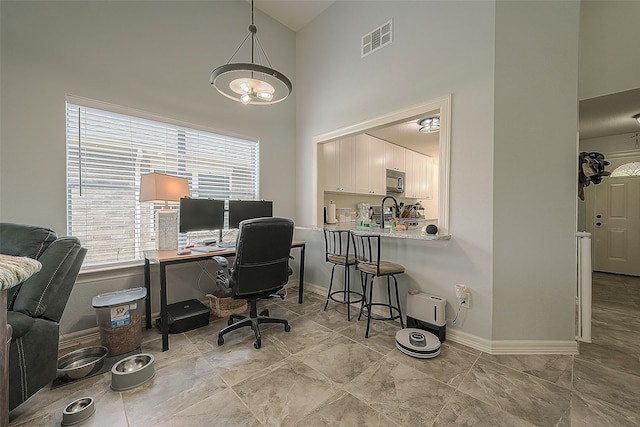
top-left (253, 0), bottom-right (335, 32)
top-left (252, 1), bottom-right (640, 142)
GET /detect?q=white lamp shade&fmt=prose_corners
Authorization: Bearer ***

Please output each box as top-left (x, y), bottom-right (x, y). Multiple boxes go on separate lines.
top-left (139, 173), bottom-right (190, 205)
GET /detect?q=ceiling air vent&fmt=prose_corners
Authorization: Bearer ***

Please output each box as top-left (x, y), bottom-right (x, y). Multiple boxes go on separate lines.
top-left (361, 19), bottom-right (393, 58)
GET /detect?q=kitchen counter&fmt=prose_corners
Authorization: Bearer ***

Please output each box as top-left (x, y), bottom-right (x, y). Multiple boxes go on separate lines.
top-left (298, 222), bottom-right (451, 241)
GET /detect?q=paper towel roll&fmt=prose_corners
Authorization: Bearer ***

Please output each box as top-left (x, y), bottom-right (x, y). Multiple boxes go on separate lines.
top-left (327, 203), bottom-right (337, 224)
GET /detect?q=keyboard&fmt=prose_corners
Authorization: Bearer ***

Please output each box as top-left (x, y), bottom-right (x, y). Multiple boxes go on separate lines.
top-left (191, 246), bottom-right (224, 253)
top-left (218, 242), bottom-right (236, 249)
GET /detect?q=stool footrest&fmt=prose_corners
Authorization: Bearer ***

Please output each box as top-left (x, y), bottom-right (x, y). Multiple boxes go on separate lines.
top-left (360, 303), bottom-right (402, 322)
top-left (327, 290), bottom-right (364, 305)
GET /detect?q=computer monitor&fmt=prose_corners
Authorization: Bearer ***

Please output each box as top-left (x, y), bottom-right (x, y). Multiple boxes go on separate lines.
top-left (179, 198), bottom-right (225, 233)
top-left (228, 200), bottom-right (273, 229)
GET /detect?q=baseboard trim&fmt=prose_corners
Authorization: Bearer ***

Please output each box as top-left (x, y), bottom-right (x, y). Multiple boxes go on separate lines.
top-left (60, 280), bottom-right (579, 355)
top-left (488, 339), bottom-right (578, 355)
top-left (447, 329), bottom-right (493, 353)
top-left (447, 329), bottom-right (578, 354)
top-left (59, 328), bottom-right (101, 350)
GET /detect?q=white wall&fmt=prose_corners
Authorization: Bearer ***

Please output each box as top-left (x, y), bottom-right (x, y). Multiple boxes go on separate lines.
top-left (577, 0), bottom-right (640, 241)
top-left (295, 0), bottom-right (583, 349)
top-left (579, 0), bottom-right (640, 100)
top-left (295, 1), bottom-right (497, 342)
top-left (1, 1), bottom-right (296, 230)
top-left (1, 1), bottom-right (296, 333)
top-left (581, 133), bottom-right (640, 155)
top-left (492, 1), bottom-right (580, 341)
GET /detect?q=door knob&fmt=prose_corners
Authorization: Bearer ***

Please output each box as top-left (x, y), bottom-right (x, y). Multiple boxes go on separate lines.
top-left (596, 214), bottom-right (602, 219)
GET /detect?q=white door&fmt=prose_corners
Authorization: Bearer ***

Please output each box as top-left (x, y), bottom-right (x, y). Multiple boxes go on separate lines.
top-left (590, 156), bottom-right (640, 275)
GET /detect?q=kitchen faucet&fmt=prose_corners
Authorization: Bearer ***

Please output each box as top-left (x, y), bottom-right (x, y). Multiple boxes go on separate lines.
top-left (380, 195), bottom-right (400, 229)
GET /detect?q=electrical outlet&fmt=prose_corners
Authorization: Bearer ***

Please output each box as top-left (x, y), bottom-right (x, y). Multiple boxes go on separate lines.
top-left (455, 284), bottom-right (470, 309)
top-left (460, 295), bottom-right (469, 307)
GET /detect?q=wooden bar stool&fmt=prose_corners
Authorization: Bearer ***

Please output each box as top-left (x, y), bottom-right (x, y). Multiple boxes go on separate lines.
top-left (350, 231), bottom-right (405, 338)
top-left (323, 229), bottom-right (363, 321)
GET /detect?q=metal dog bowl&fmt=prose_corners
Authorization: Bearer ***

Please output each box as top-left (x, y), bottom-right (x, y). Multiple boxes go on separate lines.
top-left (111, 353), bottom-right (155, 391)
top-left (61, 396), bottom-right (95, 426)
top-left (57, 346), bottom-right (108, 382)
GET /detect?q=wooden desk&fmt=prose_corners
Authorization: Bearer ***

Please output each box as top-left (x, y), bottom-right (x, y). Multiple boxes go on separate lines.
top-left (143, 240), bottom-right (306, 351)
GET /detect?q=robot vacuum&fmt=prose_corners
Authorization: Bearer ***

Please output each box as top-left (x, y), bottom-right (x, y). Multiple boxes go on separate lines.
top-left (395, 328), bottom-right (441, 359)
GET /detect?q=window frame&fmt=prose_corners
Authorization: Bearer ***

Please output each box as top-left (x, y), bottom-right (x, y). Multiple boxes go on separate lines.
top-left (65, 96), bottom-right (260, 269)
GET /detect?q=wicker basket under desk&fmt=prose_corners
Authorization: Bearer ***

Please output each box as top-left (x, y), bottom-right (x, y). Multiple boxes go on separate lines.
top-left (206, 294), bottom-right (248, 318)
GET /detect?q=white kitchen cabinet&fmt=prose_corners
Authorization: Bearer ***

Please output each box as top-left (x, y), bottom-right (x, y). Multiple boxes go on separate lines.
top-left (384, 142), bottom-right (406, 172)
top-left (404, 150), bottom-right (417, 198)
top-left (323, 137), bottom-right (356, 193)
top-left (355, 134), bottom-right (386, 195)
top-left (405, 150), bottom-right (432, 199)
top-left (419, 155), bottom-right (433, 200)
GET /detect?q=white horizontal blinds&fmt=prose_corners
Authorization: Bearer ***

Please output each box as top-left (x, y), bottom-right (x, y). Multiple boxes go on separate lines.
top-left (182, 129), bottom-right (259, 200)
top-left (66, 102), bottom-right (258, 268)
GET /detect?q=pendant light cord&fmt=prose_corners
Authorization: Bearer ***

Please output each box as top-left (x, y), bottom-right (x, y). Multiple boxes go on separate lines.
top-left (250, 0), bottom-right (255, 64)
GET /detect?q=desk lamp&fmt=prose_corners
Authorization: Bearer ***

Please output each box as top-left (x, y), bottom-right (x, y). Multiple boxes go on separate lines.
top-left (139, 173), bottom-right (190, 250)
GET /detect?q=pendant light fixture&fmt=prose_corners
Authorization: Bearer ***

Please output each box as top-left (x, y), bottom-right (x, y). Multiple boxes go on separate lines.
top-left (210, 0), bottom-right (292, 105)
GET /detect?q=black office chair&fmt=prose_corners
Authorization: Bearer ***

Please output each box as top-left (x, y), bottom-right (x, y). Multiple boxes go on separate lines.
top-left (213, 217), bottom-right (294, 349)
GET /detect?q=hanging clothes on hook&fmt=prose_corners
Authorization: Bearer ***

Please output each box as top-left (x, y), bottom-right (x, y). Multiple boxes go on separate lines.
top-left (578, 151), bottom-right (611, 200)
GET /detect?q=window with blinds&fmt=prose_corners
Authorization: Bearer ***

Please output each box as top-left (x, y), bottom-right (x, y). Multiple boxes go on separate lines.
top-left (66, 100), bottom-right (259, 268)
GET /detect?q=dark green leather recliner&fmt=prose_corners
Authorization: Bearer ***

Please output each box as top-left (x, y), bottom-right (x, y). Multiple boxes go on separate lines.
top-left (0, 223), bottom-right (87, 412)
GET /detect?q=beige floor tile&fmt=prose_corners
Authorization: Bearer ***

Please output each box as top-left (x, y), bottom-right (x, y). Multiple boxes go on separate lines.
top-left (265, 315), bottom-right (337, 355)
top-left (577, 339), bottom-right (640, 377)
top-left (479, 353), bottom-right (573, 389)
top-left (151, 387), bottom-right (261, 427)
top-left (201, 334), bottom-right (290, 386)
top-left (141, 331), bottom-right (205, 370)
top-left (121, 354), bottom-right (228, 426)
top-left (337, 318), bottom-right (400, 355)
top-left (570, 391), bottom-right (640, 427)
top-left (9, 373), bottom-right (126, 427)
top-left (232, 357), bottom-right (338, 427)
top-left (443, 339), bottom-right (483, 356)
top-left (457, 358), bottom-right (571, 426)
top-left (302, 302), bottom-right (360, 331)
top-left (294, 391), bottom-right (400, 427)
top-left (386, 342), bottom-right (478, 387)
top-left (344, 357), bottom-right (455, 426)
top-left (573, 358), bottom-right (640, 414)
top-left (433, 391), bottom-right (537, 427)
top-left (277, 291), bottom-right (326, 315)
top-left (297, 334), bottom-right (383, 386)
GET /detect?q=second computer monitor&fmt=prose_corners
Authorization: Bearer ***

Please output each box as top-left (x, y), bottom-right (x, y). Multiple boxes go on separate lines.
top-left (228, 200), bottom-right (273, 229)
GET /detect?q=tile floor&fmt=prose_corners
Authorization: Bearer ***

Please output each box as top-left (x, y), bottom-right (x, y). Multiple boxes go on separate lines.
top-left (8, 272), bottom-right (640, 426)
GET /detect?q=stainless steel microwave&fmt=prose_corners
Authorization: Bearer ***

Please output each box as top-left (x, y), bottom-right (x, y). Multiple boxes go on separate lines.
top-left (386, 169), bottom-right (405, 194)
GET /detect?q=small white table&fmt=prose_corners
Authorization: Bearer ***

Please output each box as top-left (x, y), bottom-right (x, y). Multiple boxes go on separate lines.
top-left (1, 255), bottom-right (42, 426)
